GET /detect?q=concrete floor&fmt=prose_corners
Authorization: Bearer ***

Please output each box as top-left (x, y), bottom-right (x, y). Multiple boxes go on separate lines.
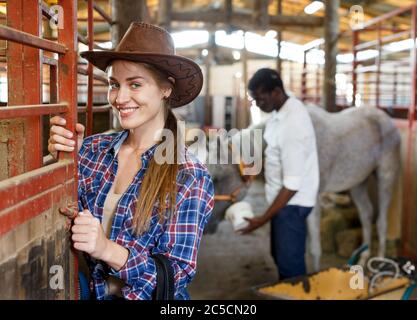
top-left (189, 179), bottom-right (346, 300)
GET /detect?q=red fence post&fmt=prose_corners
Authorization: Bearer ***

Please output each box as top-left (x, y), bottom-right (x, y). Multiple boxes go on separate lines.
top-left (86, 0), bottom-right (94, 136)
top-left (402, 5), bottom-right (417, 258)
top-left (6, 0), bottom-right (42, 176)
top-left (58, 0), bottom-right (79, 299)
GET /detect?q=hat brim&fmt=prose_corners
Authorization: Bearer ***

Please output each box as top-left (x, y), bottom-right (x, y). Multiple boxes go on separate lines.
top-left (80, 51), bottom-right (203, 108)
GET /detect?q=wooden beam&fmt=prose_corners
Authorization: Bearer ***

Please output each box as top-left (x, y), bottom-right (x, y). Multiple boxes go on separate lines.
top-left (171, 9), bottom-right (324, 29)
top-left (323, 0), bottom-right (339, 112)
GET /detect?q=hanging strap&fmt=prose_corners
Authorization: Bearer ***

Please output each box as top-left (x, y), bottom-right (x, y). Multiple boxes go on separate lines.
top-left (151, 253), bottom-right (175, 300)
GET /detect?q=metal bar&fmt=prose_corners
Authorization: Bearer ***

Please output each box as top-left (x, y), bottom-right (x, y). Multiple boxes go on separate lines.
top-left (301, 51), bottom-right (307, 102)
top-left (0, 185), bottom-right (71, 237)
top-left (0, 25), bottom-right (67, 54)
top-left (354, 30), bottom-right (411, 51)
top-left (0, 104), bottom-right (68, 119)
top-left (77, 105), bottom-right (111, 113)
top-left (92, 1), bottom-right (113, 25)
top-left (23, 0), bottom-right (43, 171)
top-left (50, 64), bottom-right (58, 103)
top-left (86, 0), bottom-right (94, 137)
top-left (316, 65), bottom-right (320, 105)
top-left (393, 71), bottom-right (398, 107)
top-left (42, 55), bottom-right (58, 66)
top-left (353, 27), bottom-right (409, 32)
top-left (41, 1), bottom-right (53, 20)
top-left (58, 0), bottom-right (79, 300)
top-left (77, 66), bottom-right (108, 83)
top-left (77, 33), bottom-right (106, 50)
top-left (6, 0), bottom-right (26, 177)
top-left (0, 160), bottom-right (73, 213)
top-left (77, 17), bottom-right (108, 23)
top-left (376, 23), bottom-right (382, 109)
top-left (355, 67), bottom-right (410, 74)
top-left (356, 5), bottom-right (413, 30)
top-left (77, 33), bottom-right (88, 45)
top-left (355, 80), bottom-right (411, 85)
top-left (352, 30), bottom-right (358, 107)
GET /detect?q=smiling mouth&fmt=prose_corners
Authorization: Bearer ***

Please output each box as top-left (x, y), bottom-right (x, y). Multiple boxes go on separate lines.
top-left (118, 107), bottom-right (139, 118)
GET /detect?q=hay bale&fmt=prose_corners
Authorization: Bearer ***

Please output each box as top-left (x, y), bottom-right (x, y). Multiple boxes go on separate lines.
top-left (321, 192), bottom-right (352, 209)
top-left (320, 207), bottom-right (361, 254)
top-left (320, 212), bottom-right (348, 253)
top-left (336, 228), bottom-right (363, 258)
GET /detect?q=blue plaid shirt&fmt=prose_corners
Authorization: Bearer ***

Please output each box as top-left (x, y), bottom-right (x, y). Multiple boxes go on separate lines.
top-left (77, 130), bottom-right (214, 300)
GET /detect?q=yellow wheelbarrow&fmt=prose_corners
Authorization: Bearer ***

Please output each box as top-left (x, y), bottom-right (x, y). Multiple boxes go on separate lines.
top-left (254, 245), bottom-right (417, 300)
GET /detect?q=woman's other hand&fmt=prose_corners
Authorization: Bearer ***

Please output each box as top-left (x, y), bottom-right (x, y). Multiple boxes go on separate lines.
top-left (48, 116), bottom-right (85, 159)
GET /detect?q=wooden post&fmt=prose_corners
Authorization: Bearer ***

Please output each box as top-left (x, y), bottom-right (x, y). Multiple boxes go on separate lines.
top-left (323, 0), bottom-right (339, 112)
top-left (110, 0), bottom-right (148, 130)
top-left (254, 0), bottom-right (269, 29)
top-left (276, 0), bottom-right (283, 73)
top-left (236, 33), bottom-right (250, 130)
top-left (158, 0), bottom-right (172, 31)
top-left (204, 31), bottom-right (215, 127)
top-left (111, 0), bottom-right (147, 43)
top-left (225, 0), bottom-right (233, 33)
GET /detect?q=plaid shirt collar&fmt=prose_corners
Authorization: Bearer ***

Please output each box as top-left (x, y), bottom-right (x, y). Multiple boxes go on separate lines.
top-left (107, 129), bottom-right (158, 160)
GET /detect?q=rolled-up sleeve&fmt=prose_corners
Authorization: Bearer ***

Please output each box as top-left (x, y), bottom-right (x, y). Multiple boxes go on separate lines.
top-left (109, 173), bottom-right (215, 300)
top-left (280, 125), bottom-right (310, 191)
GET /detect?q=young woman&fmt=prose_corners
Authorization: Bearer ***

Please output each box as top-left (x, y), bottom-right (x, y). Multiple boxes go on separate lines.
top-left (48, 22), bottom-right (214, 300)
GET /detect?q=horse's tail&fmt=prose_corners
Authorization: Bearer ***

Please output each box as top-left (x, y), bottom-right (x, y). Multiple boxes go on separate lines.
top-left (366, 108), bottom-right (401, 153)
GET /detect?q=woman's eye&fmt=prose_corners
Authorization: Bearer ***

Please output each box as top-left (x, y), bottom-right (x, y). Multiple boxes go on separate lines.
top-left (109, 82), bottom-right (119, 89)
top-left (130, 82), bottom-right (141, 89)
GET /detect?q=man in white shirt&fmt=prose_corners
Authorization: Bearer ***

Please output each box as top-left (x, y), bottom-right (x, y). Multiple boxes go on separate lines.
top-left (239, 68), bottom-right (319, 280)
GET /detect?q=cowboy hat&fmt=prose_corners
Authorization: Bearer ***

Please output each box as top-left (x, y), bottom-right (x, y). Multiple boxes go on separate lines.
top-left (80, 22), bottom-right (203, 108)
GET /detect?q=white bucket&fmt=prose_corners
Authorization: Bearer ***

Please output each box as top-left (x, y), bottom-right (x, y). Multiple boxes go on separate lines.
top-left (225, 201), bottom-right (254, 231)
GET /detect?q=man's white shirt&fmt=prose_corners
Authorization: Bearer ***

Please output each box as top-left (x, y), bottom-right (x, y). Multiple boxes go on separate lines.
top-left (263, 97), bottom-right (319, 207)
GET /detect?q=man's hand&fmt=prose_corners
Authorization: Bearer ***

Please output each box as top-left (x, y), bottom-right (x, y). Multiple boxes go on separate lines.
top-left (71, 209), bottom-right (109, 260)
top-left (48, 116), bottom-right (85, 159)
top-left (238, 216), bottom-right (268, 234)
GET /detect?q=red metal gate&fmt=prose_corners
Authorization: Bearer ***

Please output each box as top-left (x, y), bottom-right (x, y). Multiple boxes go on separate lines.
top-left (0, 0), bottom-right (78, 299)
top-left (349, 5), bottom-right (417, 260)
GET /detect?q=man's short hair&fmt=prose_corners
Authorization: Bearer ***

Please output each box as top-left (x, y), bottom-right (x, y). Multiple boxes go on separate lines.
top-left (248, 68), bottom-right (285, 94)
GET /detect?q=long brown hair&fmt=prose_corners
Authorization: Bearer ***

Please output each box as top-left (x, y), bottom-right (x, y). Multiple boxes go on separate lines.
top-left (132, 63), bottom-right (180, 235)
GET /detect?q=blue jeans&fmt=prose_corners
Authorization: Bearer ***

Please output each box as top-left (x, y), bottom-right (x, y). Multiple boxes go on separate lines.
top-left (270, 205), bottom-right (313, 280)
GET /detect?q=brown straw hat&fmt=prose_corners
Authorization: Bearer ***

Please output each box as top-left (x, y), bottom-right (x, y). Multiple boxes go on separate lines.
top-left (80, 22), bottom-right (203, 108)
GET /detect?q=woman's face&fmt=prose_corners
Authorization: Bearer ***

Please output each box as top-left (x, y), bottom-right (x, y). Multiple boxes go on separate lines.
top-left (107, 60), bottom-right (171, 130)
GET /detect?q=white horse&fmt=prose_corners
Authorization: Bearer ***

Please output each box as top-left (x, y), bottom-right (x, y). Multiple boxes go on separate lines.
top-left (202, 104), bottom-right (401, 271)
